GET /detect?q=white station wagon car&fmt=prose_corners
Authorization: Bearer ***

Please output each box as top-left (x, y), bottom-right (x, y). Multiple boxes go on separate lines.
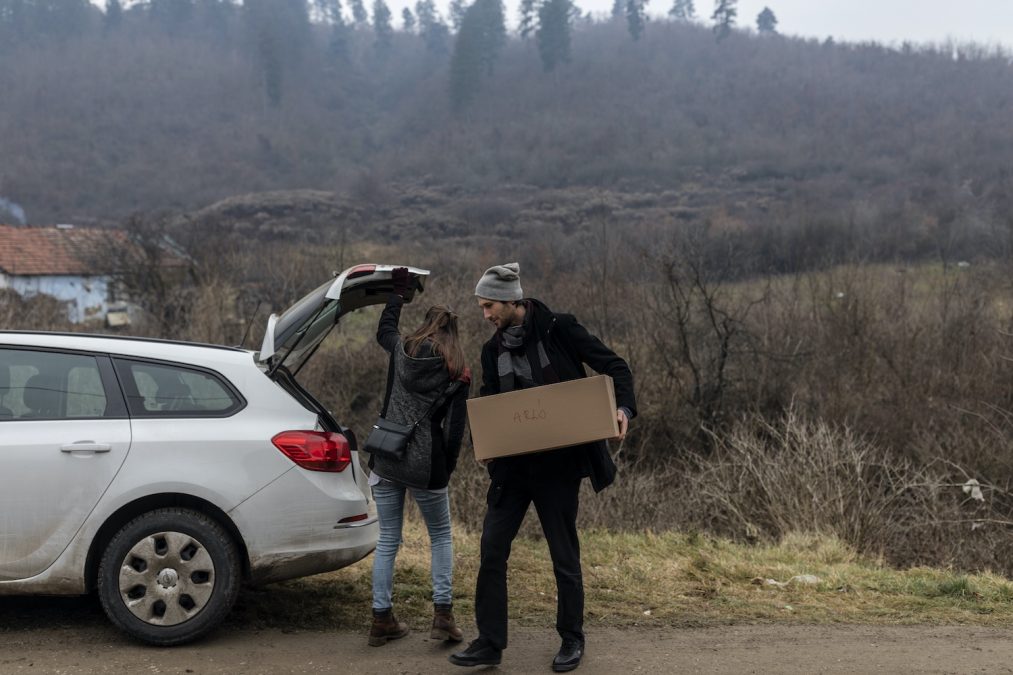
top-left (0, 264), bottom-right (428, 645)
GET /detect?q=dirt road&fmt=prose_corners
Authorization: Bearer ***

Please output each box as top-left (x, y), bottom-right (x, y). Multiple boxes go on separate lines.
top-left (2, 597), bottom-right (1013, 674)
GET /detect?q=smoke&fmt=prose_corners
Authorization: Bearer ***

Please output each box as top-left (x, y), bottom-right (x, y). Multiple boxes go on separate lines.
top-left (0, 197), bottom-right (26, 225)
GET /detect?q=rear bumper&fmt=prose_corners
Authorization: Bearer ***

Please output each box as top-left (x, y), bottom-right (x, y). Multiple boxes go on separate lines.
top-left (229, 466), bottom-right (378, 584)
top-left (247, 528), bottom-right (377, 584)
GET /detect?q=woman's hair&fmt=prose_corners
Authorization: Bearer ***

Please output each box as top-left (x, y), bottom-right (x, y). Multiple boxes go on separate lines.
top-left (403, 305), bottom-right (466, 379)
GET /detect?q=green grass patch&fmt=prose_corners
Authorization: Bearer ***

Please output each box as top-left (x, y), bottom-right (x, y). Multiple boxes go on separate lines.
top-left (229, 519), bottom-right (1013, 633)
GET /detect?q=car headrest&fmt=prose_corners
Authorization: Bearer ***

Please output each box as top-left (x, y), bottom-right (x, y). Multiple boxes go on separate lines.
top-left (156, 380), bottom-right (189, 396)
top-left (154, 378), bottom-right (192, 410)
top-left (23, 373), bottom-right (62, 417)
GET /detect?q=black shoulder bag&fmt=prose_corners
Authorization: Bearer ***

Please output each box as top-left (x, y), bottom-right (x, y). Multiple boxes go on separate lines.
top-left (364, 351), bottom-right (457, 462)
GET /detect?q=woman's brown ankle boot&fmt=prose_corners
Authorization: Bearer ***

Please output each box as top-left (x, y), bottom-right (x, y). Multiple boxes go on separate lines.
top-left (368, 608), bottom-right (409, 646)
top-left (431, 603), bottom-right (463, 642)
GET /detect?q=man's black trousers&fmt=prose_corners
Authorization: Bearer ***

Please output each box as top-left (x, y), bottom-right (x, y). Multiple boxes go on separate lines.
top-left (474, 476), bottom-right (584, 650)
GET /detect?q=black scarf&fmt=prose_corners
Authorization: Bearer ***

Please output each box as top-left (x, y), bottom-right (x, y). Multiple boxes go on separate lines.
top-left (496, 303), bottom-right (559, 391)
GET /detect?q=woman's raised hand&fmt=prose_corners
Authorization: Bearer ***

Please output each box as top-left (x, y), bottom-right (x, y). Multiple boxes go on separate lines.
top-left (391, 267), bottom-right (410, 297)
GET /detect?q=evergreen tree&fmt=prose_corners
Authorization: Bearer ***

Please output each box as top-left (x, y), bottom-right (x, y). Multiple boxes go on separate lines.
top-left (253, 22), bottom-right (283, 105)
top-left (402, 7), bottom-right (415, 31)
top-left (668, 0), bottom-right (694, 21)
top-left (449, 10), bottom-right (482, 109)
top-left (448, 0), bottom-right (505, 110)
top-left (350, 0), bottom-right (368, 26)
top-left (518, 0), bottom-right (537, 39)
top-left (415, 0), bottom-right (437, 26)
top-left (415, 0), bottom-right (449, 52)
top-left (314, 0), bottom-right (345, 25)
top-left (243, 0), bottom-right (311, 107)
top-left (312, 0), bottom-right (350, 58)
top-left (536, 0), bottom-right (571, 71)
top-left (610, 0), bottom-right (623, 20)
top-left (756, 6), bottom-right (777, 34)
top-left (477, 0), bottom-right (505, 73)
top-left (449, 0), bottom-right (466, 31)
top-left (104, 0), bottom-right (123, 32)
top-left (569, 2), bottom-right (586, 24)
top-left (625, 0), bottom-right (647, 40)
top-left (372, 0), bottom-right (392, 49)
top-left (711, 0), bottom-right (735, 41)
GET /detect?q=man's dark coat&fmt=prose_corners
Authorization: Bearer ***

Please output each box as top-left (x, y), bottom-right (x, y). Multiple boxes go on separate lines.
top-left (479, 298), bottom-right (637, 492)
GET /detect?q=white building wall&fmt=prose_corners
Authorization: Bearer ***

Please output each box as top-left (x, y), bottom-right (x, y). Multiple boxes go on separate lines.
top-left (6, 275), bottom-right (111, 323)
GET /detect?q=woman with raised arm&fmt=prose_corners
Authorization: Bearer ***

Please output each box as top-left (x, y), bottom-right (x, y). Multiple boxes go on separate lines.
top-left (366, 267), bottom-right (471, 648)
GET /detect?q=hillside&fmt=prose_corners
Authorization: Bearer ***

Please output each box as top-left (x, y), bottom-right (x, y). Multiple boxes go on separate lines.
top-left (0, 1), bottom-right (1011, 263)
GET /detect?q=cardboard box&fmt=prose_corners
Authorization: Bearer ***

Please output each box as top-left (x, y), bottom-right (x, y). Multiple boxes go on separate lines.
top-left (467, 375), bottom-right (620, 461)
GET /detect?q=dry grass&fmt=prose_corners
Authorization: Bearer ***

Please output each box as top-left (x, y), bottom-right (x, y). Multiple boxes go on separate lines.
top-left (9, 240), bottom-right (1013, 578)
top-left (229, 520), bottom-right (1013, 634)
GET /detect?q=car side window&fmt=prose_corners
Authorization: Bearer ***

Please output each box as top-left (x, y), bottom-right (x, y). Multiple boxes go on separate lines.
top-left (0, 349), bottom-right (108, 421)
top-left (115, 360), bottom-right (241, 417)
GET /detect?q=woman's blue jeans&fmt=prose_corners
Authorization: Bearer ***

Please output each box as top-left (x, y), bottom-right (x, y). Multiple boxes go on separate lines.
top-left (371, 479), bottom-right (454, 610)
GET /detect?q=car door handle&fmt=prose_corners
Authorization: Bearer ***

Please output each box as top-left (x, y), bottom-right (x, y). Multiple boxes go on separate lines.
top-left (60, 442), bottom-right (112, 454)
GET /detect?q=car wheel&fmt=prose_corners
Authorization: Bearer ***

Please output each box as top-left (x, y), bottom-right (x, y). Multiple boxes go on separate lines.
top-left (97, 507), bottom-right (241, 646)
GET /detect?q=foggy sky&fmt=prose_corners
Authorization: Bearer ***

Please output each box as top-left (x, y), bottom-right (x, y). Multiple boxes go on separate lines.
top-left (100, 1), bottom-right (1013, 48)
top-left (706, 1), bottom-right (1013, 48)
top-left (432, 0), bottom-right (1013, 48)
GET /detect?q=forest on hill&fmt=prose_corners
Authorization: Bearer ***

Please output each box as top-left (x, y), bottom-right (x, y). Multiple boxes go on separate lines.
top-left (1, 0), bottom-right (1012, 271)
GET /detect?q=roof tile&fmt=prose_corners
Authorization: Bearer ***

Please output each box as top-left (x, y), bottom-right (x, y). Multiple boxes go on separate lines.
top-left (0, 224), bottom-right (131, 276)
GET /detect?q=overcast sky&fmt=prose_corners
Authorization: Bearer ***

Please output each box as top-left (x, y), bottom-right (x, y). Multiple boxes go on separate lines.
top-left (692, 1), bottom-right (1013, 48)
top-left (100, 1), bottom-right (1013, 49)
top-left (439, 0), bottom-right (1013, 48)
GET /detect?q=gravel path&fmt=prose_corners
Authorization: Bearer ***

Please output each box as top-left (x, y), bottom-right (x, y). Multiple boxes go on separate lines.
top-left (3, 599), bottom-right (1013, 675)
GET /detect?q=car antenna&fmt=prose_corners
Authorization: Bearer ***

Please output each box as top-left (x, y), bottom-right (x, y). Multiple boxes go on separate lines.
top-left (238, 300), bottom-right (262, 349)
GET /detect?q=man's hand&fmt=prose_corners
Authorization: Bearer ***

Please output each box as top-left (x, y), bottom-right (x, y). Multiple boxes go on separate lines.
top-left (391, 267), bottom-right (410, 297)
top-left (615, 409), bottom-right (629, 441)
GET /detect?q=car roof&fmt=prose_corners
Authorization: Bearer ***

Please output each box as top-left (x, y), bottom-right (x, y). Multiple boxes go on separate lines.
top-left (0, 331), bottom-right (255, 367)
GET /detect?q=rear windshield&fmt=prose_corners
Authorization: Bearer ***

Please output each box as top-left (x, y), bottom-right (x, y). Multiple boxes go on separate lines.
top-left (276, 301), bottom-right (339, 375)
top-left (270, 280), bottom-right (341, 374)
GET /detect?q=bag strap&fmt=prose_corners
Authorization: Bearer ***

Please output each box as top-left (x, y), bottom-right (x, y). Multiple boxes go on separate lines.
top-left (380, 349), bottom-right (397, 418)
top-left (407, 379), bottom-right (461, 431)
top-left (381, 346), bottom-right (461, 428)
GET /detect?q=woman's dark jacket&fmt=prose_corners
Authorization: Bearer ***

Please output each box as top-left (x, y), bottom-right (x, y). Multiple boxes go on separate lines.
top-left (372, 295), bottom-right (469, 490)
top-left (479, 298), bottom-right (636, 492)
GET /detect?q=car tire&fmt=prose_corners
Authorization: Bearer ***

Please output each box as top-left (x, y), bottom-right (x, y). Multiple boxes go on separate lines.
top-left (97, 507), bottom-right (241, 646)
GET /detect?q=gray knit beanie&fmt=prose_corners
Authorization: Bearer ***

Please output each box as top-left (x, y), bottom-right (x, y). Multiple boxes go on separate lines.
top-left (475, 262), bottom-right (523, 301)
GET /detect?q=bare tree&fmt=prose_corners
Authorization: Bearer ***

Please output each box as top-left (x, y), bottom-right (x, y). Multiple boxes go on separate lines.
top-left (642, 224), bottom-right (767, 444)
top-left (99, 215), bottom-right (197, 339)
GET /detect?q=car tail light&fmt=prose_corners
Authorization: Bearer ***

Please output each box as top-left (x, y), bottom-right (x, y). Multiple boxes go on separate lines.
top-left (337, 513), bottom-right (369, 524)
top-left (346, 264), bottom-right (377, 279)
top-left (272, 431), bottom-right (352, 472)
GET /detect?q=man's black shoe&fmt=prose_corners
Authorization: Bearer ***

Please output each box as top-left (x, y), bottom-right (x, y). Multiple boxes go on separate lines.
top-left (551, 639), bottom-right (584, 672)
top-left (449, 639), bottom-right (503, 667)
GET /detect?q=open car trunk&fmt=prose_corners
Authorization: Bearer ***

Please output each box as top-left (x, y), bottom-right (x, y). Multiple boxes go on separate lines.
top-left (257, 263), bottom-right (429, 445)
top-left (258, 264), bottom-right (429, 377)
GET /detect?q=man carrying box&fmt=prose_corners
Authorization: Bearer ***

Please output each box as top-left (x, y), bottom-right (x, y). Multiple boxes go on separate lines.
top-left (449, 262), bottom-right (636, 672)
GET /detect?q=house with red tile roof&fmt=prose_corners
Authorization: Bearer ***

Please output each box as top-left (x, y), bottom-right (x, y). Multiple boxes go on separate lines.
top-left (0, 224), bottom-right (181, 325)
